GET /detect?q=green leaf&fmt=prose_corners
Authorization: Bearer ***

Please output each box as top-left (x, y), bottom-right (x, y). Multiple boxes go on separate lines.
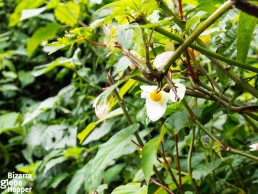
top-left (192, 159), bottom-right (223, 180)
top-left (186, 11), bottom-right (207, 30)
top-left (200, 102), bottom-right (220, 124)
top-left (142, 137), bottom-right (159, 184)
top-left (18, 70), bottom-right (35, 87)
top-left (0, 112), bottom-right (20, 133)
top-left (111, 182), bottom-right (147, 194)
top-left (32, 57), bottom-right (75, 77)
top-left (43, 156), bottom-right (68, 174)
top-left (78, 122), bottom-right (96, 144)
top-left (9, 0), bottom-right (45, 26)
top-left (20, 6), bottom-right (46, 21)
top-left (83, 121), bottom-right (114, 145)
top-left (27, 23), bottom-right (60, 57)
top-left (216, 22), bottom-right (237, 59)
top-left (164, 110), bottom-right (191, 134)
top-left (22, 97), bottom-right (58, 125)
top-left (103, 164), bottom-right (126, 184)
top-left (90, 124), bottom-right (140, 190)
top-left (67, 165), bottom-right (87, 194)
top-left (237, 11), bottom-right (257, 64)
top-left (54, 2), bottom-right (80, 27)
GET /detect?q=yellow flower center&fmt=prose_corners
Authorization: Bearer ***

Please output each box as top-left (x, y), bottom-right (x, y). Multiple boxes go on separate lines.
top-left (150, 90), bottom-right (162, 102)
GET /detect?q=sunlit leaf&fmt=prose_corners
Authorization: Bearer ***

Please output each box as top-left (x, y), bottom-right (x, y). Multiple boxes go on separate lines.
top-left (27, 23), bottom-right (60, 57)
top-left (54, 1), bottom-right (80, 27)
top-left (111, 182), bottom-right (147, 194)
top-left (20, 6), bottom-right (46, 21)
top-left (78, 122), bottom-right (96, 144)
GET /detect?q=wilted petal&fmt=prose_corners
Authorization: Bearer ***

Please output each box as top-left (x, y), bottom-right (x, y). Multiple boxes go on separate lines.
top-left (153, 51), bottom-right (174, 71)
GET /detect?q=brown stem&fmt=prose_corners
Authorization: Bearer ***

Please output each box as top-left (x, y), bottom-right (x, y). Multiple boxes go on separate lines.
top-left (174, 134), bottom-right (182, 188)
top-left (150, 178), bottom-right (174, 194)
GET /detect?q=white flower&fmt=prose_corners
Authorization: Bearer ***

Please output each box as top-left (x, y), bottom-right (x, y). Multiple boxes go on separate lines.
top-left (153, 51), bottom-right (174, 71)
top-left (141, 81), bottom-right (186, 121)
top-left (93, 97), bottom-right (109, 119)
top-left (249, 143), bottom-right (258, 151)
top-left (169, 80), bottom-right (186, 102)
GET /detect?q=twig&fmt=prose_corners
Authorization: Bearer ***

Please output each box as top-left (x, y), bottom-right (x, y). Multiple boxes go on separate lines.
top-left (150, 178), bottom-right (174, 194)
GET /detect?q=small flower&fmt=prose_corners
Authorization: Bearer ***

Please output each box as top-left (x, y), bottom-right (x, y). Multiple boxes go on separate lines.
top-left (141, 81), bottom-right (186, 121)
top-left (153, 51), bottom-right (174, 71)
top-left (249, 143), bottom-right (258, 151)
top-left (93, 97), bottom-right (109, 119)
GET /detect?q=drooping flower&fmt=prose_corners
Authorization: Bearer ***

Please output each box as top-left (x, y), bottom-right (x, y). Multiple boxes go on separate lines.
top-left (140, 81), bottom-right (186, 121)
top-left (93, 96), bottom-right (110, 119)
top-left (249, 143), bottom-right (258, 151)
top-left (153, 51), bottom-right (174, 71)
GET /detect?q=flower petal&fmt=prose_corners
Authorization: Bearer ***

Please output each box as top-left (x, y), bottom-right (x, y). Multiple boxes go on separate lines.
top-left (170, 83), bottom-right (186, 102)
top-left (249, 143), bottom-right (258, 151)
top-left (153, 51), bottom-right (174, 71)
top-left (140, 85), bottom-right (158, 99)
top-left (145, 98), bottom-right (167, 121)
top-left (140, 85), bottom-right (157, 92)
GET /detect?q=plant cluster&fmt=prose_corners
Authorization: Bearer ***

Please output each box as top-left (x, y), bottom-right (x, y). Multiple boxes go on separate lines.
top-left (1, 0), bottom-right (258, 193)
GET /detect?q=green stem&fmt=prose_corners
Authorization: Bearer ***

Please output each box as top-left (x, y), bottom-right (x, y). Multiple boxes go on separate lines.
top-left (163, 1), bottom-right (232, 73)
top-left (187, 128), bottom-right (200, 193)
top-left (153, 28), bottom-right (258, 74)
top-left (107, 73), bottom-right (169, 186)
top-left (181, 99), bottom-right (258, 162)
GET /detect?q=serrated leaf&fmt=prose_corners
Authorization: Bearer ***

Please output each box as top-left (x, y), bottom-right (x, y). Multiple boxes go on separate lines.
top-left (20, 6), bottom-right (46, 21)
top-left (216, 22), bottom-right (237, 59)
top-left (111, 182), bottom-right (147, 194)
top-left (213, 141), bottom-right (223, 159)
top-left (78, 122), bottom-right (96, 144)
top-left (237, 11), bottom-right (257, 64)
top-left (54, 2), bottom-right (80, 27)
top-left (90, 124), bottom-right (140, 190)
top-left (142, 137), bottom-right (159, 184)
top-left (27, 23), bottom-right (60, 57)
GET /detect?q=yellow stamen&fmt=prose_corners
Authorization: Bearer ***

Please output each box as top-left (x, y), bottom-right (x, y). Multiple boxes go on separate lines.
top-left (150, 90), bottom-right (162, 102)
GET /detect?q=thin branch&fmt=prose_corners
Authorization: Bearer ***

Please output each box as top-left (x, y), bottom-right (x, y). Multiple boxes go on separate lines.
top-left (187, 128), bottom-right (200, 193)
top-left (150, 178), bottom-right (174, 194)
top-left (174, 134), bottom-right (182, 188)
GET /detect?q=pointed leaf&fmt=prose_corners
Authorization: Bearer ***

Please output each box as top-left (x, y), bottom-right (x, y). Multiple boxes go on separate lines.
top-left (77, 122), bottom-right (96, 144)
top-left (142, 138), bottom-right (159, 184)
top-left (90, 124), bottom-right (140, 190)
top-left (27, 23), bottom-right (60, 57)
top-left (237, 11), bottom-right (257, 64)
top-left (20, 6), bottom-right (46, 21)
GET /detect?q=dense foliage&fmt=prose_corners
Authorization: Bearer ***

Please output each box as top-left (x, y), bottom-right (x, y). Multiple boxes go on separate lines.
top-left (1, 0), bottom-right (258, 193)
